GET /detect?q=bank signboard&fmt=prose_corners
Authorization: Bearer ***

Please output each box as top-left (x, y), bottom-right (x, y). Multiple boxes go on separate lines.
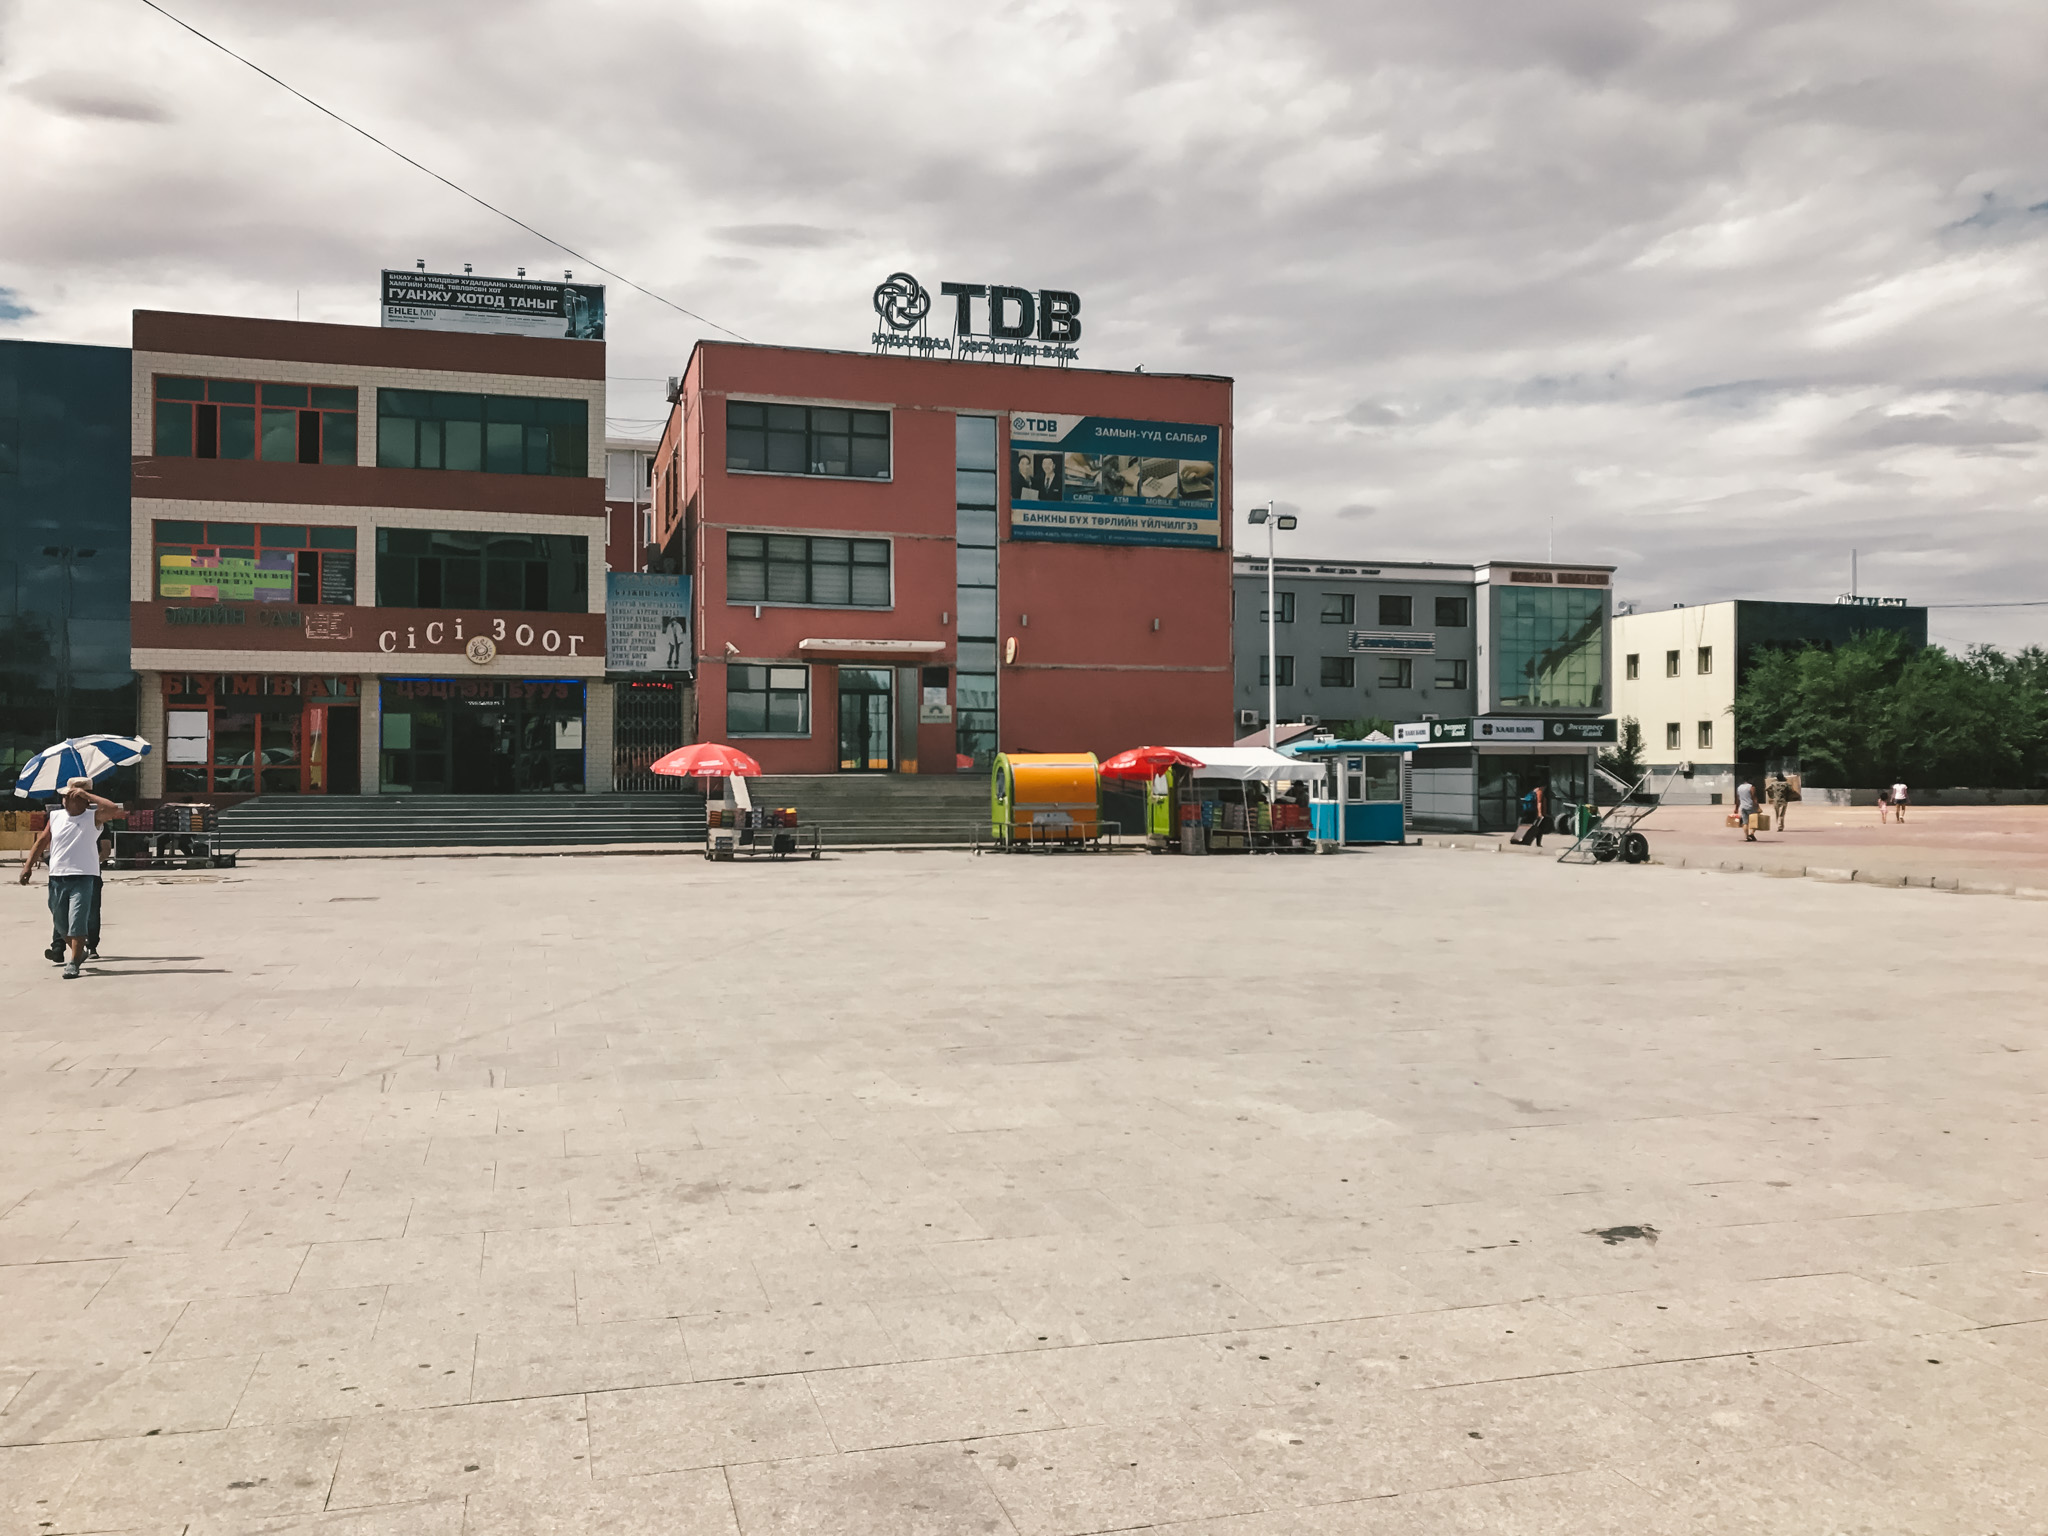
top-left (1420, 716), bottom-right (1616, 744)
top-left (605, 573), bottom-right (692, 675)
top-left (382, 270), bottom-right (606, 340)
top-left (1348, 630), bottom-right (1435, 654)
top-left (1007, 413), bottom-right (1221, 548)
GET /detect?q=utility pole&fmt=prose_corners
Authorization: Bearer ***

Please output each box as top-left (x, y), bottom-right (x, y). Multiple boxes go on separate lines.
top-left (42, 545), bottom-right (96, 741)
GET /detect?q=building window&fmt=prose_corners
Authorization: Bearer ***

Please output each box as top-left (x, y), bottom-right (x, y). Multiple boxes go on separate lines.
top-left (1697, 720), bottom-right (1713, 749)
top-left (725, 400), bottom-right (890, 479)
top-left (1494, 587), bottom-right (1605, 709)
top-left (1320, 592), bottom-right (1354, 625)
top-left (375, 529), bottom-right (587, 613)
top-left (1378, 594), bottom-right (1414, 626)
top-left (1666, 722), bottom-right (1681, 750)
top-left (727, 533), bottom-right (891, 608)
top-left (1258, 655), bottom-right (1295, 686)
top-left (1434, 658), bottom-right (1468, 690)
top-left (153, 520), bottom-right (357, 604)
top-left (605, 448), bottom-right (653, 501)
top-left (1697, 646), bottom-right (1713, 675)
top-left (1665, 649), bottom-right (1680, 678)
top-left (1379, 658), bottom-right (1413, 688)
top-left (1260, 591), bottom-right (1295, 623)
top-left (1435, 595), bottom-right (1468, 627)
top-left (1319, 656), bottom-right (1355, 687)
top-left (1626, 652), bottom-right (1640, 680)
top-left (154, 377), bottom-right (357, 465)
top-left (728, 664), bottom-right (810, 736)
top-left (955, 415), bottom-right (999, 768)
top-left (376, 391), bottom-right (588, 477)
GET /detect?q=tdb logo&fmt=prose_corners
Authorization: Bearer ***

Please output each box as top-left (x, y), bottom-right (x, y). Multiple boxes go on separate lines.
top-left (869, 272), bottom-right (1081, 343)
top-left (1013, 415), bottom-right (1061, 433)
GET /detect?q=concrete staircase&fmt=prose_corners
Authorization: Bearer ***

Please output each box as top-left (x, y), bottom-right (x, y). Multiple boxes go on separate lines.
top-left (217, 794), bottom-right (706, 850)
top-left (750, 775), bottom-right (991, 846)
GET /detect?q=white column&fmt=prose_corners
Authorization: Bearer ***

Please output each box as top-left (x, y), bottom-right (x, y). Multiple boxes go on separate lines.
top-left (137, 673), bottom-right (165, 799)
top-left (584, 680), bottom-right (614, 792)
top-left (359, 674), bottom-right (381, 795)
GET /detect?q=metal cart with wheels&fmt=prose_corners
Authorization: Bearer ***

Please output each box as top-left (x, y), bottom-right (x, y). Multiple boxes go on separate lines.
top-left (1556, 769), bottom-right (1671, 865)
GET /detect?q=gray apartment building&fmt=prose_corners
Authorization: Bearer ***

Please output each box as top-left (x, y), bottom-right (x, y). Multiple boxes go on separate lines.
top-left (1232, 555), bottom-right (1617, 831)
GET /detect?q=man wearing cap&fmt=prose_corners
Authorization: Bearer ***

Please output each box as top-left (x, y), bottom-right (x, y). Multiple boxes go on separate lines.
top-left (19, 777), bottom-right (121, 979)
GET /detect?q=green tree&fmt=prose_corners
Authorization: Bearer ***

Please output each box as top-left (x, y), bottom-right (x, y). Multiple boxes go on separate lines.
top-left (1736, 632), bottom-right (2048, 788)
top-left (1599, 716), bottom-right (1644, 781)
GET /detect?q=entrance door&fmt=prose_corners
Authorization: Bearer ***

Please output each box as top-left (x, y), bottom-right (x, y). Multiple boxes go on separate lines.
top-left (837, 667), bottom-right (893, 772)
top-left (327, 708), bottom-right (361, 794)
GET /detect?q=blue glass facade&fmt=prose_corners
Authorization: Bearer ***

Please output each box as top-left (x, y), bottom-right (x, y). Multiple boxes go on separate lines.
top-left (0, 341), bottom-right (135, 783)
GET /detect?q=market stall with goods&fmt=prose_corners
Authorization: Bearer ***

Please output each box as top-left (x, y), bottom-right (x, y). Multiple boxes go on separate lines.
top-left (1105, 746), bottom-right (1315, 854)
top-left (650, 742), bottom-right (817, 861)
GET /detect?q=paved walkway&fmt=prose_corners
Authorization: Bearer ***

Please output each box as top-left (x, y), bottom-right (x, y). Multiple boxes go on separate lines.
top-left (3, 850), bottom-right (2044, 1533)
top-left (1430, 805), bottom-right (2048, 894)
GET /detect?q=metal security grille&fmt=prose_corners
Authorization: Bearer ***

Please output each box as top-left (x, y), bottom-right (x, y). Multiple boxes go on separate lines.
top-left (613, 680), bottom-right (686, 792)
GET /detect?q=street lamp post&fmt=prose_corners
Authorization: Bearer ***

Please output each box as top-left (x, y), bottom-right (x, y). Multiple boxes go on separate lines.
top-left (42, 545), bottom-right (96, 741)
top-left (1245, 503), bottom-right (1297, 748)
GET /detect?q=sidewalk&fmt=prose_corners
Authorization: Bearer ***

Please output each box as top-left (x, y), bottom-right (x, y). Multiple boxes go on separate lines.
top-left (1419, 803), bottom-right (2048, 896)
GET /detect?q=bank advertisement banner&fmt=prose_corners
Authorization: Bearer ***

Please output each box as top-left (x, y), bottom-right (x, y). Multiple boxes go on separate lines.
top-left (1007, 412), bottom-right (1220, 548)
top-left (606, 573), bottom-right (692, 674)
top-left (382, 270), bottom-right (606, 340)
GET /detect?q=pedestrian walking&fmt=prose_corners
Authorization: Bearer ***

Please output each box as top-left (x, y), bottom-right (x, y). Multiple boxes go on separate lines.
top-left (42, 823), bottom-right (111, 964)
top-left (1511, 782), bottom-right (1549, 846)
top-left (1765, 772), bottom-right (1792, 832)
top-left (1735, 780), bottom-right (1759, 841)
top-left (19, 778), bottom-right (120, 978)
top-left (1891, 779), bottom-right (1909, 823)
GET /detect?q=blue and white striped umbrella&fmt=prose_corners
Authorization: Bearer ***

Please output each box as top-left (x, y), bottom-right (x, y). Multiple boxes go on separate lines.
top-left (13, 735), bottom-right (153, 800)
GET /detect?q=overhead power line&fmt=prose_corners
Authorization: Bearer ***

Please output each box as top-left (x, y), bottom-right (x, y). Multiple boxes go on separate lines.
top-left (137, 0), bottom-right (750, 343)
top-left (1924, 600), bottom-right (2048, 609)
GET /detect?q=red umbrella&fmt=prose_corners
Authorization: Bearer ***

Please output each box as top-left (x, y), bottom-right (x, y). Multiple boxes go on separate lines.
top-left (650, 742), bottom-right (762, 778)
top-left (1098, 745), bottom-right (1204, 781)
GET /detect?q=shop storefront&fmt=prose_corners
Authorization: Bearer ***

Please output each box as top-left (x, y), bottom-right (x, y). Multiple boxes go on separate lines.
top-left (162, 673), bottom-right (361, 797)
top-left (378, 677), bottom-right (587, 794)
top-left (1404, 717), bottom-right (1616, 833)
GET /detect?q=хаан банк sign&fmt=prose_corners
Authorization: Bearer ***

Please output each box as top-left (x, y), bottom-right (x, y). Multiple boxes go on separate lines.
top-left (1008, 414), bottom-right (1220, 549)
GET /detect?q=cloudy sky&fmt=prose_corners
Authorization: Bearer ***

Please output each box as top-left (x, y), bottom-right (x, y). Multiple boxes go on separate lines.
top-left (4, 0), bottom-right (2045, 648)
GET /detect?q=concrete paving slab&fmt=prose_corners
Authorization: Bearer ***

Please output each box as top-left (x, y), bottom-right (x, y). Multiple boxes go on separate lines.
top-left (3, 847), bottom-right (2046, 1531)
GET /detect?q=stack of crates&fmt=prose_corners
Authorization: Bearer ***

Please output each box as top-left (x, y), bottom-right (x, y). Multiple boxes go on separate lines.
top-left (157, 803), bottom-right (219, 834)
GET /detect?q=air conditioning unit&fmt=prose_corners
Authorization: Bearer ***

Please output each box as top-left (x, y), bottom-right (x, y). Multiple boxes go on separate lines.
top-left (1300, 714), bottom-right (1319, 727)
top-left (1236, 709), bottom-right (1258, 727)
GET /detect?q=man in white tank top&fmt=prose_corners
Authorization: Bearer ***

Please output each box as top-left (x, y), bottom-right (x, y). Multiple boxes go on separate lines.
top-left (19, 777), bottom-right (121, 979)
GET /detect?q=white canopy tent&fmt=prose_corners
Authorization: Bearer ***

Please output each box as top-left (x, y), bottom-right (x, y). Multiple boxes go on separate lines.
top-left (1162, 747), bottom-right (1316, 782)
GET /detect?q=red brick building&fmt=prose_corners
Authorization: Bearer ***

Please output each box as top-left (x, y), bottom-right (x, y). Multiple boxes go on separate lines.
top-left (654, 343), bottom-right (1233, 774)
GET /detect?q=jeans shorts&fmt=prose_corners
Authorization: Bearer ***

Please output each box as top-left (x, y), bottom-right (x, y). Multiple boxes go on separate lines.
top-left (48, 875), bottom-right (95, 940)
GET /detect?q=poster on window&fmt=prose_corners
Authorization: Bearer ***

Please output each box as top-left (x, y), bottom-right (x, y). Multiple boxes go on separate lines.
top-left (381, 270), bottom-right (606, 340)
top-left (158, 553), bottom-right (293, 602)
top-left (1007, 413), bottom-right (1221, 548)
top-left (606, 573), bottom-right (692, 675)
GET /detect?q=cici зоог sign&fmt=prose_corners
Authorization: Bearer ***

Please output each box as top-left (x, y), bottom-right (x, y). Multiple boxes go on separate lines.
top-left (133, 603), bottom-right (602, 662)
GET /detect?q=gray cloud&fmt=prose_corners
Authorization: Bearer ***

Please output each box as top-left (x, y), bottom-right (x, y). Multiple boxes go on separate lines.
top-left (710, 224), bottom-right (849, 248)
top-left (0, 0), bottom-right (2044, 648)
top-left (0, 287), bottom-right (31, 321)
top-left (1837, 408), bottom-right (2044, 450)
top-left (14, 71), bottom-right (172, 123)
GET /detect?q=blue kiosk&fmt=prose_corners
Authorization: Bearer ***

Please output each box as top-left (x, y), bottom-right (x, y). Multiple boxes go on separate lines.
top-left (1282, 736), bottom-right (1416, 846)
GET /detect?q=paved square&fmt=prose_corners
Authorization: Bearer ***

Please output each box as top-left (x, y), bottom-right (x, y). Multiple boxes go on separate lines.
top-left (3, 848), bottom-right (2044, 1534)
